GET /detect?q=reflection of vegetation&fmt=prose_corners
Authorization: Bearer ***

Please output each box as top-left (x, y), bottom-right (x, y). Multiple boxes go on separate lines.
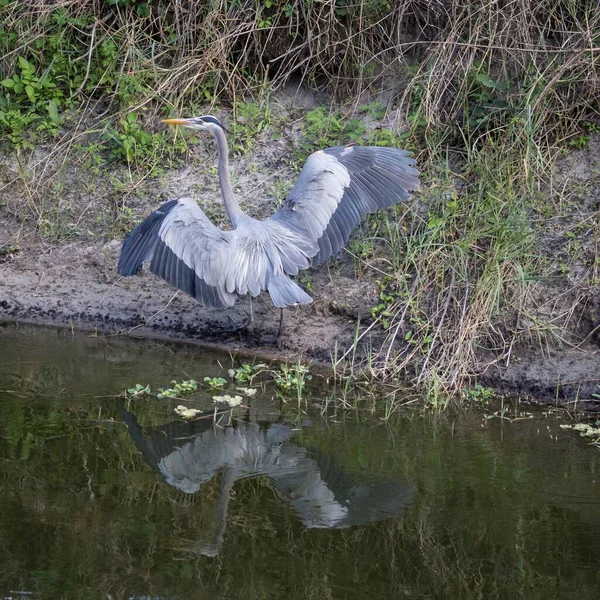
top-left (1, 386), bottom-right (599, 598)
top-left (1, 329), bottom-right (599, 598)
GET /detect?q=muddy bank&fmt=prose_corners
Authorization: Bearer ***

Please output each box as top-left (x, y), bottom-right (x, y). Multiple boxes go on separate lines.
top-left (0, 237), bottom-right (380, 365)
top-left (480, 348), bottom-right (600, 402)
top-left (1, 234), bottom-right (600, 403)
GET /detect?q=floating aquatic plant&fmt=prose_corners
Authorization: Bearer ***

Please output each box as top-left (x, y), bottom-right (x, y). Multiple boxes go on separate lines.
top-left (174, 405), bottom-right (203, 420)
top-left (213, 395), bottom-right (243, 407)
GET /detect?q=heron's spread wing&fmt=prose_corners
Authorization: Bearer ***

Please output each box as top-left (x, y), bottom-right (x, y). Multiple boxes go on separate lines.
top-left (118, 198), bottom-right (313, 308)
top-left (118, 198), bottom-right (236, 307)
top-left (270, 146), bottom-right (420, 267)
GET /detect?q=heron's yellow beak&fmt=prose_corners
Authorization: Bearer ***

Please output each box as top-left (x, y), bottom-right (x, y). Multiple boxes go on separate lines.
top-left (161, 118), bottom-right (190, 126)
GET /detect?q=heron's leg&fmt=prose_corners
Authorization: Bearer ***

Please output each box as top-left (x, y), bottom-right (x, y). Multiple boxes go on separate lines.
top-left (276, 308), bottom-right (284, 340)
top-left (248, 295), bottom-right (254, 326)
top-left (197, 467), bottom-right (239, 557)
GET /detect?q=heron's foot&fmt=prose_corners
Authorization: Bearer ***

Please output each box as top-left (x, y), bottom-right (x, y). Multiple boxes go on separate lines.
top-left (215, 314), bottom-right (252, 335)
top-left (261, 309), bottom-right (285, 346)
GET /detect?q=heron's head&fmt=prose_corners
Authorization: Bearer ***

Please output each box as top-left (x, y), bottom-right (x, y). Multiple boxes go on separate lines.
top-left (162, 115), bottom-right (225, 134)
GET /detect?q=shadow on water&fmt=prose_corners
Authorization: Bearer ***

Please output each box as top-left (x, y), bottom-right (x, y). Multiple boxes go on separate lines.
top-left (120, 405), bottom-right (415, 556)
top-left (0, 324), bottom-right (600, 599)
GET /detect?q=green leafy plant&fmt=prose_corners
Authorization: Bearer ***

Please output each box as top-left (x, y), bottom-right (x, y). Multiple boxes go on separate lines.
top-left (203, 376), bottom-right (228, 390)
top-left (231, 102), bottom-right (272, 155)
top-left (370, 275), bottom-right (402, 329)
top-left (156, 379), bottom-right (198, 400)
top-left (104, 113), bottom-right (155, 163)
top-left (103, 112), bottom-right (188, 169)
top-left (0, 56), bottom-right (63, 147)
top-left (464, 66), bottom-right (512, 137)
top-left (272, 363), bottom-right (312, 398)
top-left (462, 384), bottom-right (495, 405)
top-left (124, 383), bottom-right (152, 397)
top-left (107, 0), bottom-right (152, 19)
top-left (228, 363), bottom-right (267, 384)
top-left (568, 123), bottom-right (598, 150)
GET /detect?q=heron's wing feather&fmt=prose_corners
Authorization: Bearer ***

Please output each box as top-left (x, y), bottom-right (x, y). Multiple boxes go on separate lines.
top-left (118, 198), bottom-right (313, 308)
top-left (270, 146), bottom-right (420, 267)
top-left (118, 198), bottom-right (236, 307)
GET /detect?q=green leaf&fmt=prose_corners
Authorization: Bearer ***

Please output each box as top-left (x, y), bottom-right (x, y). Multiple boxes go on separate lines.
top-left (25, 85), bottom-right (35, 102)
top-left (1, 78), bottom-right (14, 88)
top-left (475, 73), bottom-right (496, 88)
top-left (136, 3), bottom-right (150, 17)
top-left (428, 216), bottom-right (444, 229)
top-left (47, 100), bottom-right (59, 123)
top-left (18, 56), bottom-right (34, 73)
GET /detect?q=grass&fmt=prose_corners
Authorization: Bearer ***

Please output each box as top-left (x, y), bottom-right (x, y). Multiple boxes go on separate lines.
top-left (1, 0), bottom-right (599, 402)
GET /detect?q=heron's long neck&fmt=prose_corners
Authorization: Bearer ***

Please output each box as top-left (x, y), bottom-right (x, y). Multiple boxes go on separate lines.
top-left (213, 126), bottom-right (243, 228)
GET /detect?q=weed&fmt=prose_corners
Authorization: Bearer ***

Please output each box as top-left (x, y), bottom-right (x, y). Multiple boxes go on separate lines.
top-left (560, 421), bottom-right (600, 447)
top-left (273, 362), bottom-right (312, 403)
top-left (568, 122), bottom-right (599, 150)
top-left (104, 113), bottom-right (160, 164)
top-left (299, 274), bottom-right (313, 294)
top-left (297, 107), bottom-right (365, 156)
top-left (231, 101), bottom-right (272, 155)
top-left (0, 56), bottom-right (63, 148)
top-left (124, 383), bottom-right (152, 398)
top-left (358, 101), bottom-right (386, 120)
top-left (0, 244), bottom-right (19, 257)
top-left (228, 363), bottom-right (267, 384)
top-left (156, 379), bottom-right (198, 400)
top-left (203, 376), bottom-right (228, 390)
top-left (462, 384), bottom-right (496, 405)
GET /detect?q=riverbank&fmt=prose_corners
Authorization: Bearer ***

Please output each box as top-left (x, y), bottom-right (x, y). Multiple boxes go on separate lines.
top-left (1, 97), bottom-right (600, 404)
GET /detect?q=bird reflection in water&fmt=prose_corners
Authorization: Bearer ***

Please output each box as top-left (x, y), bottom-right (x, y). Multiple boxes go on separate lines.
top-left (120, 406), bottom-right (414, 556)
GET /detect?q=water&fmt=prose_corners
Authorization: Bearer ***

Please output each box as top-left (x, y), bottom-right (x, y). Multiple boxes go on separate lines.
top-left (0, 324), bottom-right (599, 599)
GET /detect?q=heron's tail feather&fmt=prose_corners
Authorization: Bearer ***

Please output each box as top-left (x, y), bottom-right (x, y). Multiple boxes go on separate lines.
top-left (118, 199), bottom-right (178, 276)
top-left (267, 274), bottom-right (313, 308)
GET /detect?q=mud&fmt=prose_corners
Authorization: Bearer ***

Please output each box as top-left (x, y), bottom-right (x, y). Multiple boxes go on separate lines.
top-left (0, 236), bottom-right (381, 365)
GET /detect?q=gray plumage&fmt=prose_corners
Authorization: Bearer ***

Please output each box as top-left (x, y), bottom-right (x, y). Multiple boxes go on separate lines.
top-left (118, 115), bottom-right (420, 308)
top-left (119, 406), bottom-right (415, 545)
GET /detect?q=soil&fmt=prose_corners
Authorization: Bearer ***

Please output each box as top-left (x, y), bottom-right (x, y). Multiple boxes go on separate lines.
top-left (0, 235), bottom-right (377, 365)
top-left (1, 87), bottom-right (600, 405)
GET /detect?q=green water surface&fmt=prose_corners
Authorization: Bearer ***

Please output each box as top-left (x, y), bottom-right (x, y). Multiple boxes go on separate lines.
top-left (0, 324), bottom-right (598, 599)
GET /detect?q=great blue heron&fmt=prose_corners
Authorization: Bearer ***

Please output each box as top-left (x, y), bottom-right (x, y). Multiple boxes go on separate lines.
top-left (117, 115), bottom-right (420, 321)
